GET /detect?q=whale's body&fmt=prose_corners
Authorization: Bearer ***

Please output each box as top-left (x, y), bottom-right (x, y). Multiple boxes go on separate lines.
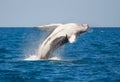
top-left (36, 23), bottom-right (89, 59)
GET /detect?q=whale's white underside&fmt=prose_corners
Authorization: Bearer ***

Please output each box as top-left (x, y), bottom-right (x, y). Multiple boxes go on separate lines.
top-left (36, 23), bottom-right (89, 59)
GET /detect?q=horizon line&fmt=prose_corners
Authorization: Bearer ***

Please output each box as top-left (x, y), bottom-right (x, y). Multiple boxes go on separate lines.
top-left (0, 26), bottom-right (120, 28)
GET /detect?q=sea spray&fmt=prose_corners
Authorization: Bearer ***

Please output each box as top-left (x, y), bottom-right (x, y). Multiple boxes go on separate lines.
top-left (24, 55), bottom-right (62, 61)
top-left (23, 28), bottom-right (48, 60)
top-left (24, 28), bottom-right (64, 60)
top-left (24, 55), bottom-right (39, 60)
top-left (24, 44), bottom-right (65, 61)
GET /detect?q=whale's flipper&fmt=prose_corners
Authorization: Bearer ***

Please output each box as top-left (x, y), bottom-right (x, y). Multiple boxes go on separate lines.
top-left (68, 34), bottom-right (76, 43)
top-left (36, 23), bottom-right (62, 32)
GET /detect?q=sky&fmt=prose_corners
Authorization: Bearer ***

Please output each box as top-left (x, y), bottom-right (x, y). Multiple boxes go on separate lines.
top-left (0, 0), bottom-right (120, 27)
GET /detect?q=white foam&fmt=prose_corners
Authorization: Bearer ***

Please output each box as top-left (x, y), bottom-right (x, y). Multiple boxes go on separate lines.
top-left (24, 55), bottom-right (39, 61)
top-left (24, 55), bottom-right (62, 61)
top-left (49, 56), bottom-right (61, 60)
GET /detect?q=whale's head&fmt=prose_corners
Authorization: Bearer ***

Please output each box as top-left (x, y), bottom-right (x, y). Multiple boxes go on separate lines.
top-left (79, 24), bottom-right (89, 32)
top-left (66, 23), bottom-right (89, 43)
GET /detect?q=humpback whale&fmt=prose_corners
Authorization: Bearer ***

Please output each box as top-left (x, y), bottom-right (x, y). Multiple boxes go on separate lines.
top-left (36, 23), bottom-right (89, 59)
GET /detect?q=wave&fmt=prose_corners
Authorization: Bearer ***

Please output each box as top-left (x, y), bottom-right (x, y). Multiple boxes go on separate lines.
top-left (0, 48), bottom-right (10, 54)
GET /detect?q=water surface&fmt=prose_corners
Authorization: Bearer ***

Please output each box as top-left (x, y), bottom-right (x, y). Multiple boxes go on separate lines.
top-left (0, 27), bottom-right (120, 82)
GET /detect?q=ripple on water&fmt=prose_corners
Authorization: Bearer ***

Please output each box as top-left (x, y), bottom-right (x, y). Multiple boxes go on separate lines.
top-left (0, 48), bottom-right (10, 54)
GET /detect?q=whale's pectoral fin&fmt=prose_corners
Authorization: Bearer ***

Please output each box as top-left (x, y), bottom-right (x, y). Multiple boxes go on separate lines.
top-left (35, 23), bottom-right (62, 32)
top-left (68, 34), bottom-right (77, 43)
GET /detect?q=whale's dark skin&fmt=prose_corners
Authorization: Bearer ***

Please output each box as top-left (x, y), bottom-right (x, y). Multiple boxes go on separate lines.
top-left (36, 23), bottom-right (89, 59)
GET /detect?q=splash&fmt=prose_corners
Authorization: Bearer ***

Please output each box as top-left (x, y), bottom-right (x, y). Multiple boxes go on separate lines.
top-left (24, 55), bottom-right (62, 61)
top-left (24, 55), bottom-right (39, 61)
top-left (49, 56), bottom-right (61, 60)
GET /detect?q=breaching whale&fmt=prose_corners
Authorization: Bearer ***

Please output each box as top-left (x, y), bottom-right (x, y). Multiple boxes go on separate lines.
top-left (36, 23), bottom-right (89, 59)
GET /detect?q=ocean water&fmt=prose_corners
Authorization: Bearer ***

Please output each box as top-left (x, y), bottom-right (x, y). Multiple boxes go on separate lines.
top-left (0, 27), bottom-right (120, 82)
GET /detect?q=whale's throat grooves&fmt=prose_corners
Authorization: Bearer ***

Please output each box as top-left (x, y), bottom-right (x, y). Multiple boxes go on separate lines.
top-left (45, 36), bottom-right (68, 58)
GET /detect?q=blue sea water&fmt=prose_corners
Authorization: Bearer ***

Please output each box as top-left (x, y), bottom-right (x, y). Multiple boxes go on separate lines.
top-left (0, 27), bottom-right (120, 82)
